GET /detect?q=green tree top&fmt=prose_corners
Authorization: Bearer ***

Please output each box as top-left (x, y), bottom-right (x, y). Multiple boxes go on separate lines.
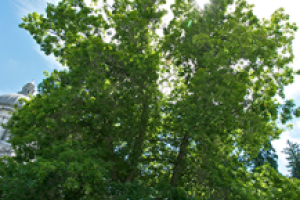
top-left (282, 140), bottom-right (300, 180)
top-left (1, 0), bottom-right (300, 199)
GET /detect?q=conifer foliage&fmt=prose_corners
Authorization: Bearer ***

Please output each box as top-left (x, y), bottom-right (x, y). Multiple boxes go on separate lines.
top-left (251, 141), bottom-right (279, 173)
top-left (282, 140), bottom-right (300, 180)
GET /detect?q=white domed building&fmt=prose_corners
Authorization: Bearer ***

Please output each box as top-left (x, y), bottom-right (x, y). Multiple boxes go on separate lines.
top-left (0, 80), bottom-right (35, 157)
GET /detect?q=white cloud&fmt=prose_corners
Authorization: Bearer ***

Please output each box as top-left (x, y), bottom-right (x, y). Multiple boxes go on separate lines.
top-left (296, 121), bottom-right (300, 129)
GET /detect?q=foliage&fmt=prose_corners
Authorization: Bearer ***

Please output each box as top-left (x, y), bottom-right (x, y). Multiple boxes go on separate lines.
top-left (1, 0), bottom-right (300, 199)
top-left (238, 140), bottom-right (279, 174)
top-left (282, 140), bottom-right (300, 180)
top-left (252, 141), bottom-right (279, 173)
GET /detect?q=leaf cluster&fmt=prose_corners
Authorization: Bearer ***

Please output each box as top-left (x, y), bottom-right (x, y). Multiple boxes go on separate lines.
top-left (1, 0), bottom-right (300, 199)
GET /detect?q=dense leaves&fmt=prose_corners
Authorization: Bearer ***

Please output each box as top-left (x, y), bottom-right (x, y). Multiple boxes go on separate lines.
top-left (251, 141), bottom-right (279, 173)
top-left (238, 140), bottom-right (279, 174)
top-left (1, 0), bottom-right (300, 199)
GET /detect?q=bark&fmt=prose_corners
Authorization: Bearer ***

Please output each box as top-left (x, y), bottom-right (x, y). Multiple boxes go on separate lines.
top-left (168, 132), bottom-right (190, 199)
top-left (125, 94), bottom-right (149, 183)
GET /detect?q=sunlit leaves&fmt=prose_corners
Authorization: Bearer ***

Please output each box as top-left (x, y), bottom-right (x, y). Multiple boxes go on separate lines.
top-left (1, 0), bottom-right (300, 199)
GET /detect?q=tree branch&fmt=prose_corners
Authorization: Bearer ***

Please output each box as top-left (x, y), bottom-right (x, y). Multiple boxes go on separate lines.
top-left (125, 94), bottom-right (149, 183)
top-left (169, 132), bottom-right (190, 189)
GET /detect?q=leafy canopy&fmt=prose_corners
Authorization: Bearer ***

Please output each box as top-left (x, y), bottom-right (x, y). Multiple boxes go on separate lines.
top-left (1, 0), bottom-right (300, 199)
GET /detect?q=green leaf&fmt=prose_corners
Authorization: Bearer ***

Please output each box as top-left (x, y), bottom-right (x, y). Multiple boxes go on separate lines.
top-left (187, 19), bottom-right (192, 28)
top-left (4, 0), bottom-right (299, 199)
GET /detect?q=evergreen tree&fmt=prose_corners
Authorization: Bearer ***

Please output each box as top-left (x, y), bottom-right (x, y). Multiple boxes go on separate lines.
top-left (244, 140), bottom-right (279, 174)
top-left (282, 140), bottom-right (300, 180)
top-left (237, 140), bottom-right (278, 173)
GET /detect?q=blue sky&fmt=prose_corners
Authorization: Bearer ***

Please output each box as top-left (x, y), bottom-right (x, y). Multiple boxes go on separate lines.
top-left (1, 0), bottom-right (300, 178)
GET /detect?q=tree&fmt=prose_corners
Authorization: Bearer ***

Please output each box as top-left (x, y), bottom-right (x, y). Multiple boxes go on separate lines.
top-left (252, 141), bottom-right (278, 173)
top-left (237, 140), bottom-right (279, 173)
top-left (1, 0), bottom-right (300, 199)
top-left (235, 139), bottom-right (279, 194)
top-left (282, 140), bottom-right (300, 180)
